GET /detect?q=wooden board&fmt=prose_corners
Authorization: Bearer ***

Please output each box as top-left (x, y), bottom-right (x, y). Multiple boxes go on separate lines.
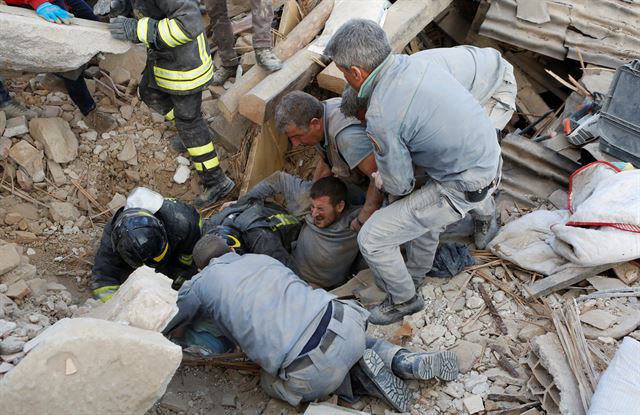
top-left (316, 0), bottom-right (454, 93)
top-left (613, 261), bottom-right (640, 285)
top-left (525, 264), bottom-right (614, 298)
top-left (239, 119), bottom-right (289, 195)
top-left (512, 66), bottom-right (552, 126)
top-left (277, 0), bottom-right (302, 43)
top-left (217, 0), bottom-right (334, 124)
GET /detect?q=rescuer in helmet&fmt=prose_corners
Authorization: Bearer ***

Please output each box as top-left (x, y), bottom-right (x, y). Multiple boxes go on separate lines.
top-left (91, 187), bottom-right (203, 302)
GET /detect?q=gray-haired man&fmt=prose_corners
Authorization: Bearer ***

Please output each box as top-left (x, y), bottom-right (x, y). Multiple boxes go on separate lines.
top-left (275, 91), bottom-right (383, 231)
top-left (163, 234), bottom-right (458, 411)
top-left (325, 19), bottom-right (502, 325)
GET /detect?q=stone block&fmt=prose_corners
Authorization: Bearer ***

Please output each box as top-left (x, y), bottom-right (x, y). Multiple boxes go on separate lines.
top-left (5, 279), bottom-right (30, 300)
top-left (117, 137), bottom-right (137, 164)
top-left (47, 161), bottom-right (67, 185)
top-left (29, 118), bottom-right (78, 163)
top-left (7, 203), bottom-right (38, 221)
top-left (0, 244), bottom-right (21, 276)
top-left (0, 318), bottom-right (181, 415)
top-left (8, 140), bottom-right (45, 182)
top-left (85, 267), bottom-right (178, 332)
top-left (3, 116), bottom-right (28, 138)
top-left (0, 5), bottom-right (130, 73)
top-left (110, 67), bottom-right (131, 85)
top-left (452, 340), bottom-right (483, 374)
top-left (99, 45), bottom-right (147, 79)
top-left (580, 309), bottom-right (617, 330)
top-left (48, 202), bottom-right (80, 223)
top-left (463, 395), bottom-right (484, 414)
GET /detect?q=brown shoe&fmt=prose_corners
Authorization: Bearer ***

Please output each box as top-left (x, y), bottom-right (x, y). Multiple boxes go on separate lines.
top-left (84, 109), bottom-right (116, 134)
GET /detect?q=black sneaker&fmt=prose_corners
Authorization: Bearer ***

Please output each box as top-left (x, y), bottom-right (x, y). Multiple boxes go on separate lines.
top-left (212, 65), bottom-right (238, 86)
top-left (392, 349), bottom-right (458, 381)
top-left (359, 349), bottom-right (411, 412)
top-left (194, 174), bottom-right (235, 209)
top-left (368, 294), bottom-right (425, 325)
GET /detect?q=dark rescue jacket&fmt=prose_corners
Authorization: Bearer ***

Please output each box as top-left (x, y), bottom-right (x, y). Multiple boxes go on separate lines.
top-left (132, 0), bottom-right (213, 94)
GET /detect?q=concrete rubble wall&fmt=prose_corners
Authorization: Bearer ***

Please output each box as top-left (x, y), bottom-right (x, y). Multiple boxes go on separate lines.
top-left (85, 266), bottom-right (178, 332)
top-left (0, 318), bottom-right (182, 415)
top-left (0, 5), bottom-right (130, 73)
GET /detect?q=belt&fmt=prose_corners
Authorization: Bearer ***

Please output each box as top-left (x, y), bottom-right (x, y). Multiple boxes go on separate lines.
top-left (465, 177), bottom-right (498, 203)
top-left (286, 301), bottom-right (344, 373)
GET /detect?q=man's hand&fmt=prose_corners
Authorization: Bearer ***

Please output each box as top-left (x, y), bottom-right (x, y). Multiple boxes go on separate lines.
top-left (108, 16), bottom-right (138, 42)
top-left (36, 2), bottom-right (73, 24)
top-left (350, 217), bottom-right (363, 232)
top-left (371, 171), bottom-right (384, 191)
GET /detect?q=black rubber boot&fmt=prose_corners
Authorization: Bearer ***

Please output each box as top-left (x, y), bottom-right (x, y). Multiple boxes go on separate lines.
top-left (392, 349), bottom-right (459, 381)
top-left (194, 168), bottom-right (235, 209)
top-left (368, 294), bottom-right (425, 325)
top-left (170, 135), bottom-right (187, 153)
top-left (354, 349), bottom-right (412, 412)
top-left (212, 65), bottom-right (238, 86)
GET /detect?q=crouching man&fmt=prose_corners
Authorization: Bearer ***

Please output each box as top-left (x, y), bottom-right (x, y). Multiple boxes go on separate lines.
top-left (163, 235), bottom-right (458, 411)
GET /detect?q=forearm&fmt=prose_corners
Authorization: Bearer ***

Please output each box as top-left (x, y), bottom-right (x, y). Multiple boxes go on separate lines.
top-left (357, 181), bottom-right (384, 224)
top-left (312, 158), bottom-right (331, 182)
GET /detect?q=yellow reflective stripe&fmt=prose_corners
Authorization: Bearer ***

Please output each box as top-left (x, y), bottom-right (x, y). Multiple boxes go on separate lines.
top-left (158, 19), bottom-right (180, 47)
top-left (269, 213), bottom-right (299, 229)
top-left (168, 19), bottom-right (191, 44)
top-left (154, 58), bottom-right (212, 81)
top-left (178, 254), bottom-right (193, 266)
top-left (152, 34), bottom-right (213, 91)
top-left (198, 216), bottom-right (203, 229)
top-left (153, 242), bottom-right (169, 262)
top-left (92, 285), bottom-right (120, 302)
top-left (193, 157), bottom-right (220, 171)
top-left (137, 17), bottom-right (150, 48)
top-left (165, 109), bottom-right (175, 121)
top-left (227, 235), bottom-right (241, 248)
top-left (187, 142), bottom-right (214, 157)
top-left (154, 65), bottom-right (213, 91)
top-left (198, 32), bottom-right (208, 62)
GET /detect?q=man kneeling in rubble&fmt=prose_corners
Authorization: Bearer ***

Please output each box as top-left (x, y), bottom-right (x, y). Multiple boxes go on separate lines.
top-left (163, 235), bottom-right (459, 411)
top-left (91, 187), bottom-right (203, 302)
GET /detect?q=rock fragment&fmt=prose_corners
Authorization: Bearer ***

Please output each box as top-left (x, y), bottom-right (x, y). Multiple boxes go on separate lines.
top-left (29, 117), bottom-right (78, 163)
top-left (0, 245), bottom-right (21, 276)
top-left (3, 116), bottom-right (28, 138)
top-left (48, 202), bottom-right (80, 223)
top-left (9, 140), bottom-right (45, 182)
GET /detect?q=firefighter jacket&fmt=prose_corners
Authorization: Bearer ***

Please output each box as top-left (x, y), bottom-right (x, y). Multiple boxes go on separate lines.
top-left (132, 0), bottom-right (213, 94)
top-left (91, 198), bottom-right (202, 296)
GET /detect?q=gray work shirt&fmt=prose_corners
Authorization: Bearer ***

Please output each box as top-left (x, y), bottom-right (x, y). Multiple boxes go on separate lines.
top-left (167, 252), bottom-right (335, 376)
top-left (239, 171), bottom-right (361, 287)
top-left (359, 54), bottom-right (501, 196)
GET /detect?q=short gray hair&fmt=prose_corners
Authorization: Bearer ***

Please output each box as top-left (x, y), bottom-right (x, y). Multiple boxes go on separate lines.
top-left (324, 19), bottom-right (391, 72)
top-left (275, 91), bottom-right (324, 132)
top-left (340, 85), bottom-right (368, 117)
top-left (193, 234), bottom-right (232, 270)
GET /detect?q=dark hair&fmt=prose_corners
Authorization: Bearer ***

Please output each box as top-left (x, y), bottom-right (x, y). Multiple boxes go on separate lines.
top-left (275, 91), bottom-right (324, 131)
top-left (310, 177), bottom-right (348, 206)
top-left (193, 234), bottom-right (232, 269)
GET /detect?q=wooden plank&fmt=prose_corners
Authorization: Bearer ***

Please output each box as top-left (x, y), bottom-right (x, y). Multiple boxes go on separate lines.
top-left (239, 119), bottom-right (289, 195)
top-left (506, 51), bottom-right (569, 101)
top-left (613, 261), bottom-right (640, 285)
top-left (277, 0), bottom-right (302, 43)
top-left (512, 66), bottom-right (552, 125)
top-left (525, 264), bottom-right (614, 298)
top-left (217, 0), bottom-right (334, 123)
top-left (316, 0), bottom-right (454, 93)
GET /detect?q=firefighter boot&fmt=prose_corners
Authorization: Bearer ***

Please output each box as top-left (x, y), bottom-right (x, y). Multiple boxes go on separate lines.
top-left (212, 65), bottom-right (238, 86)
top-left (194, 167), bottom-right (235, 208)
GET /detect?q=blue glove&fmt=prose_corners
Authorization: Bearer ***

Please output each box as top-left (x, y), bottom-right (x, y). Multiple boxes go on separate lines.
top-left (36, 2), bottom-right (73, 24)
top-left (108, 16), bottom-right (138, 42)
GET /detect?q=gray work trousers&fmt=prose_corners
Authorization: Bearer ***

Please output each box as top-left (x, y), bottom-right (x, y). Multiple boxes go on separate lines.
top-left (358, 179), bottom-right (497, 304)
top-left (206, 0), bottom-right (274, 67)
top-left (260, 300), bottom-right (368, 406)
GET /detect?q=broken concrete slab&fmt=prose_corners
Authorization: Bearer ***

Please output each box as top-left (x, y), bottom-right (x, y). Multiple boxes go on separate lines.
top-left (304, 403), bottom-right (370, 414)
top-left (580, 309), bottom-right (618, 330)
top-left (85, 266), bottom-right (178, 332)
top-left (29, 118), bottom-right (78, 163)
top-left (47, 160), bottom-right (67, 185)
top-left (0, 5), bottom-right (130, 73)
top-left (2, 116), bottom-right (28, 138)
top-left (0, 318), bottom-right (181, 414)
top-left (452, 340), bottom-right (483, 374)
top-left (99, 45), bottom-right (147, 79)
top-left (110, 67), bottom-right (131, 85)
top-left (463, 395), bottom-right (484, 414)
top-left (48, 201), bottom-right (80, 223)
top-left (5, 279), bottom-right (30, 300)
top-left (117, 137), bottom-right (138, 164)
top-left (582, 309), bottom-right (640, 340)
top-left (8, 140), bottom-right (45, 182)
top-left (0, 244), bottom-right (21, 276)
top-left (587, 275), bottom-right (629, 291)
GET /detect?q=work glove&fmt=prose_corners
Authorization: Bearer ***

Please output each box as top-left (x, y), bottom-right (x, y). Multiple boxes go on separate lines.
top-left (371, 171), bottom-right (384, 191)
top-left (93, 0), bottom-right (130, 17)
top-left (36, 2), bottom-right (73, 24)
top-left (108, 16), bottom-right (138, 42)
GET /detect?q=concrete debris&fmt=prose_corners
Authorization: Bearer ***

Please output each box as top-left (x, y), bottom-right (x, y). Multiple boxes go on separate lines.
top-left (110, 67), bottom-right (131, 85)
top-left (0, 318), bottom-right (182, 414)
top-left (29, 117), bottom-right (78, 163)
top-left (582, 309), bottom-right (640, 340)
top-left (107, 193), bottom-right (126, 214)
top-left (463, 394), bottom-right (484, 414)
top-left (0, 337), bottom-right (25, 354)
top-left (16, 169), bottom-right (33, 190)
top-left (0, 319), bottom-right (17, 337)
top-left (0, 245), bottom-right (21, 276)
top-left (305, 402), bottom-right (370, 414)
top-left (85, 267), bottom-right (178, 332)
top-left (117, 137), bottom-right (138, 165)
top-left (120, 104), bottom-right (134, 120)
top-left (5, 280), bottom-right (30, 300)
top-left (587, 276), bottom-right (629, 291)
top-left (47, 161), bottom-right (67, 185)
top-left (0, 4), bottom-right (130, 72)
top-left (99, 45), bottom-right (147, 79)
top-left (3, 116), bottom-right (28, 138)
top-left (173, 164), bottom-right (191, 184)
top-left (0, 137), bottom-right (11, 159)
top-left (452, 340), bottom-right (483, 374)
top-left (48, 202), bottom-right (80, 223)
top-left (9, 140), bottom-right (45, 182)
top-left (0, 111), bottom-right (5, 136)
top-left (528, 333), bottom-right (584, 415)
top-left (580, 309), bottom-right (618, 330)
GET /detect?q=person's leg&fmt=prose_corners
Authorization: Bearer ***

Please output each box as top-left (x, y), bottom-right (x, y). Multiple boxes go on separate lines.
top-left (138, 71), bottom-right (174, 117)
top-left (0, 77), bottom-right (39, 119)
top-left (244, 228), bottom-right (301, 275)
top-left (206, 0), bottom-right (240, 85)
top-left (485, 62), bottom-right (517, 130)
top-left (63, 0), bottom-right (99, 20)
top-left (0, 77), bottom-right (11, 106)
top-left (250, 0), bottom-right (281, 71)
top-left (61, 76), bottom-right (95, 116)
top-left (171, 92), bottom-right (235, 207)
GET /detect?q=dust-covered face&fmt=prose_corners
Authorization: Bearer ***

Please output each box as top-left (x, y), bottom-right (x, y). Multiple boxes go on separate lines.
top-left (285, 122), bottom-right (323, 147)
top-left (310, 195), bottom-right (345, 228)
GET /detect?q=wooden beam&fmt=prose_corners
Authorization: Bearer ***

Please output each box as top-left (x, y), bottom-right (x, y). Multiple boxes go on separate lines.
top-left (525, 264), bottom-right (614, 298)
top-left (512, 66), bottom-right (552, 127)
top-left (316, 0), bottom-right (454, 93)
top-left (239, 119), bottom-right (290, 195)
top-left (277, 0), bottom-right (302, 43)
top-left (217, 0), bottom-right (334, 123)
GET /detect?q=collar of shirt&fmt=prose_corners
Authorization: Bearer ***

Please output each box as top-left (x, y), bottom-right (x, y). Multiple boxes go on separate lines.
top-left (211, 251), bottom-right (242, 265)
top-left (358, 54), bottom-right (393, 99)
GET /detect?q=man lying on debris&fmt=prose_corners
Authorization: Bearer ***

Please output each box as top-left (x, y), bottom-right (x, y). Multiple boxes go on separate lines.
top-left (96, 0), bottom-right (235, 208)
top-left (91, 187), bottom-right (202, 301)
top-left (324, 19), bottom-right (502, 325)
top-left (226, 172), bottom-right (362, 288)
top-left (275, 91), bottom-right (383, 231)
top-left (163, 234), bottom-right (459, 412)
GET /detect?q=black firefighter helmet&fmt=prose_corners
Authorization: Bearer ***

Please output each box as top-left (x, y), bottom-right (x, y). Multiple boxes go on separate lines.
top-left (210, 225), bottom-right (246, 255)
top-left (111, 208), bottom-right (169, 269)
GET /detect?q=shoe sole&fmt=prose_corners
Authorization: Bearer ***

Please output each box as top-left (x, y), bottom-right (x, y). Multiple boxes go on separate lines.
top-left (417, 351), bottom-right (458, 381)
top-left (194, 179), bottom-right (236, 209)
top-left (360, 349), bottom-right (411, 412)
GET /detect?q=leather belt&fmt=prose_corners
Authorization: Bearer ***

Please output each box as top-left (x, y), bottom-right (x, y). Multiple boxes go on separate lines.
top-left (465, 177), bottom-right (498, 203)
top-left (286, 301), bottom-right (344, 373)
